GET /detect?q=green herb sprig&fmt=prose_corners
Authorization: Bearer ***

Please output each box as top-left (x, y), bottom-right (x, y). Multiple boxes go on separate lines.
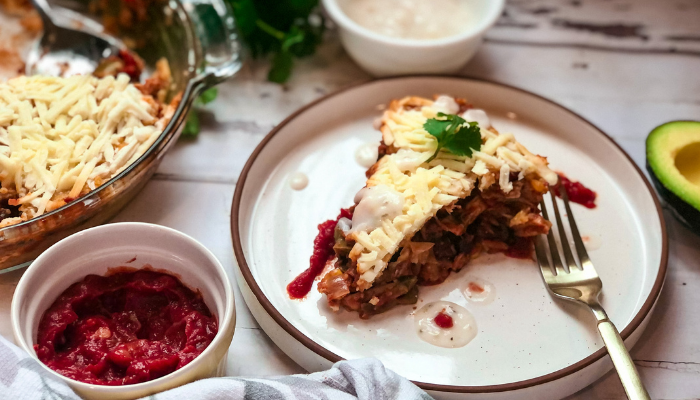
top-left (230, 0), bottom-right (325, 83)
top-left (182, 87), bottom-right (219, 138)
top-left (423, 113), bottom-right (482, 162)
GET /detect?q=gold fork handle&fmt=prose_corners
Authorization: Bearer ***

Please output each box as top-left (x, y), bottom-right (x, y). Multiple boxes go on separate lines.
top-left (597, 320), bottom-right (651, 400)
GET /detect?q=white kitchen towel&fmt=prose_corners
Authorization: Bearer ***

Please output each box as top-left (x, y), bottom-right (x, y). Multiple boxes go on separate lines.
top-left (0, 335), bottom-right (433, 400)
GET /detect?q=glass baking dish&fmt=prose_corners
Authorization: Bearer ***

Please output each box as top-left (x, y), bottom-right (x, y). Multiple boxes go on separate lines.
top-left (0, 0), bottom-right (242, 272)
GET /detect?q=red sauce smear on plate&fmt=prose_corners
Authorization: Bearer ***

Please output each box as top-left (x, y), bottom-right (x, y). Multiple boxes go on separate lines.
top-left (34, 269), bottom-right (217, 386)
top-left (287, 208), bottom-right (352, 299)
top-left (467, 282), bottom-right (485, 294)
top-left (555, 173), bottom-right (597, 209)
top-left (433, 310), bottom-right (454, 329)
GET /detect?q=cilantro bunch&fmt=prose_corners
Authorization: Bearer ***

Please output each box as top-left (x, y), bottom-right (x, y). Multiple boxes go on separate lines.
top-left (423, 113), bottom-right (482, 162)
top-left (182, 1), bottom-right (325, 137)
top-left (230, 0), bottom-right (325, 83)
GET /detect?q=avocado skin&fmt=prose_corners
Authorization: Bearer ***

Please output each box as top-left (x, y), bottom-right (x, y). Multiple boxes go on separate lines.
top-left (647, 161), bottom-right (700, 232)
top-left (646, 121), bottom-right (700, 233)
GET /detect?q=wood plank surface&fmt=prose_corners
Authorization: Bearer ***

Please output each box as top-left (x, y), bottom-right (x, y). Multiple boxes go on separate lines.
top-left (1, 0), bottom-right (699, 398)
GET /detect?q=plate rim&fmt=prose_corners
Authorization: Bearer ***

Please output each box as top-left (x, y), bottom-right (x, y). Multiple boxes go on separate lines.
top-left (230, 75), bottom-right (669, 393)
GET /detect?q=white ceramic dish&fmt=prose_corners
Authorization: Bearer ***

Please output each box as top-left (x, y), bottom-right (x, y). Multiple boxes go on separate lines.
top-left (11, 222), bottom-right (236, 400)
top-left (322, 0), bottom-right (505, 76)
top-left (230, 76), bottom-right (667, 399)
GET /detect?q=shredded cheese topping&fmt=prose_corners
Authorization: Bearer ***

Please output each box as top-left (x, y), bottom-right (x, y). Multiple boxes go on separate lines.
top-left (349, 95), bottom-right (558, 288)
top-left (0, 73), bottom-right (165, 227)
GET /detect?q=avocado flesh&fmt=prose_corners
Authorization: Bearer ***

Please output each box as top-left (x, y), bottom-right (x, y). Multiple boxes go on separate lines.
top-left (647, 121), bottom-right (700, 231)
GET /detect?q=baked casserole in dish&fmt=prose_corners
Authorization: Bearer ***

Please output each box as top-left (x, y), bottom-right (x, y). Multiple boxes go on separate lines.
top-left (0, 0), bottom-right (241, 271)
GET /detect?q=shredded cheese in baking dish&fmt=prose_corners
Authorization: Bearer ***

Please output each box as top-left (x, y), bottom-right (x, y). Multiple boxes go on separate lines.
top-left (348, 95), bottom-right (558, 289)
top-left (0, 73), bottom-right (164, 225)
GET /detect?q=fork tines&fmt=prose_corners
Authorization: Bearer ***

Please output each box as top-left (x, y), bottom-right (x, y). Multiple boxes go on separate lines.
top-left (536, 186), bottom-right (595, 276)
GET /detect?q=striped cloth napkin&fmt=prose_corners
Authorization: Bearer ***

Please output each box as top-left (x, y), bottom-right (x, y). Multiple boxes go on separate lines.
top-left (0, 335), bottom-right (433, 400)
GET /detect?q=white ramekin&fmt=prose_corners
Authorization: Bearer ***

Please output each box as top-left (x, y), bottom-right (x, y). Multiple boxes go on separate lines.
top-left (322, 0), bottom-right (505, 76)
top-left (11, 222), bottom-right (235, 400)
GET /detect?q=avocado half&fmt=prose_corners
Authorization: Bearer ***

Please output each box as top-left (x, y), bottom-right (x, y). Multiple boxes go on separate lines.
top-left (647, 121), bottom-right (700, 231)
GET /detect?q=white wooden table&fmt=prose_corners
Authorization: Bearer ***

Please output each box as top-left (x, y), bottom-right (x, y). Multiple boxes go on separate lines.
top-left (2, 0), bottom-right (700, 398)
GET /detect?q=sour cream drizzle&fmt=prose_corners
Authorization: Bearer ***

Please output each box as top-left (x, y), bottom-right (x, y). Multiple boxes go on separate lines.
top-left (350, 184), bottom-right (404, 233)
top-left (432, 95), bottom-right (460, 114)
top-left (289, 172), bottom-right (309, 190)
top-left (355, 142), bottom-right (380, 168)
top-left (392, 149), bottom-right (428, 172)
top-left (461, 109), bottom-right (491, 129)
top-left (414, 301), bottom-right (477, 348)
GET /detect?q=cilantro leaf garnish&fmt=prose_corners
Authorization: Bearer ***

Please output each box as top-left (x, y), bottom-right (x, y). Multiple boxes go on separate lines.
top-left (423, 113), bottom-right (482, 162)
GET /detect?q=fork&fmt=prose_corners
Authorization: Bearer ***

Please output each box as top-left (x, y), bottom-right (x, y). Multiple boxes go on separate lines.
top-left (535, 185), bottom-right (651, 400)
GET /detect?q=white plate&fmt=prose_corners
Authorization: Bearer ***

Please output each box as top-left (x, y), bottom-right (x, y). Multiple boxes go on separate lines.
top-left (231, 77), bottom-right (667, 399)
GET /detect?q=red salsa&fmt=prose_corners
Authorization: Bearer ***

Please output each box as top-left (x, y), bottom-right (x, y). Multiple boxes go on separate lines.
top-left (433, 310), bottom-right (454, 329)
top-left (287, 208), bottom-right (353, 299)
top-left (34, 269), bottom-right (217, 386)
top-left (555, 173), bottom-right (597, 209)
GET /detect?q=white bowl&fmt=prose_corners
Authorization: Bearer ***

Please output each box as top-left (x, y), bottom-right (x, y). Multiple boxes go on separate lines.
top-left (11, 222), bottom-right (235, 400)
top-left (322, 0), bottom-right (505, 76)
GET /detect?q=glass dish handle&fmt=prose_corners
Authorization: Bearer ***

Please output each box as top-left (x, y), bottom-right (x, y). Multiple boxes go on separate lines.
top-left (183, 0), bottom-right (243, 92)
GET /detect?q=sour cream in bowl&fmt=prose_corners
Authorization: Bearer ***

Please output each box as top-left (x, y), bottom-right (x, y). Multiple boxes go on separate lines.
top-left (323, 0), bottom-right (505, 76)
